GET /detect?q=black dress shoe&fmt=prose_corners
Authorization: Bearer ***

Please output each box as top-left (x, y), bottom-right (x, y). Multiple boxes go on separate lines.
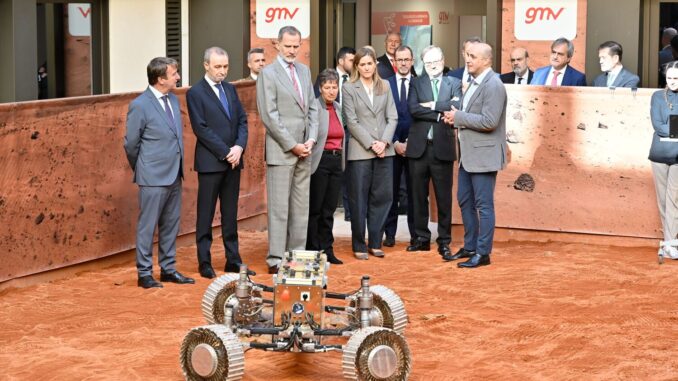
top-left (224, 263), bottom-right (256, 276)
top-left (268, 265), bottom-right (280, 274)
top-left (324, 250), bottom-right (343, 265)
top-left (383, 237), bottom-right (396, 247)
top-left (457, 254), bottom-right (490, 268)
top-left (406, 240), bottom-right (430, 252)
top-left (160, 271), bottom-right (195, 284)
top-left (438, 245), bottom-right (452, 257)
top-left (138, 275), bottom-right (163, 289)
top-left (445, 248), bottom-right (476, 261)
top-left (198, 264), bottom-right (216, 279)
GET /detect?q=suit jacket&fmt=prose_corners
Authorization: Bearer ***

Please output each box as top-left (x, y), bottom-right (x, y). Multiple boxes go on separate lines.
top-left (387, 75), bottom-right (413, 143)
top-left (499, 70), bottom-right (534, 85)
top-left (447, 67), bottom-right (464, 80)
top-left (256, 59), bottom-right (319, 166)
top-left (649, 89), bottom-right (678, 165)
top-left (124, 88), bottom-right (184, 186)
top-left (186, 78), bottom-right (248, 173)
top-left (377, 54), bottom-right (416, 79)
top-left (407, 74), bottom-right (462, 162)
top-left (342, 79), bottom-right (398, 161)
top-left (530, 65), bottom-right (587, 86)
top-left (310, 99), bottom-right (345, 173)
top-left (592, 67), bottom-right (640, 88)
top-left (454, 69), bottom-right (508, 173)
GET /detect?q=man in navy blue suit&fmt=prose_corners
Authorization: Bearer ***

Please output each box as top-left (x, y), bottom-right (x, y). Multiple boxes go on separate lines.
top-left (186, 47), bottom-right (250, 279)
top-left (383, 45), bottom-right (416, 248)
top-left (530, 37), bottom-right (586, 86)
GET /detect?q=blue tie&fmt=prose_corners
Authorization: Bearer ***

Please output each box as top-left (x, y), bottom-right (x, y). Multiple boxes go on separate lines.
top-left (161, 95), bottom-right (174, 125)
top-left (215, 83), bottom-right (231, 119)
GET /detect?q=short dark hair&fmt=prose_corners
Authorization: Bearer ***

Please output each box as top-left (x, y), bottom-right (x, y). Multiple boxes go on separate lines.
top-left (147, 57), bottom-right (178, 85)
top-left (247, 47), bottom-right (264, 62)
top-left (316, 68), bottom-right (339, 89)
top-left (598, 41), bottom-right (623, 61)
top-left (336, 46), bottom-right (356, 62)
top-left (395, 45), bottom-right (414, 58)
top-left (278, 25), bottom-right (301, 41)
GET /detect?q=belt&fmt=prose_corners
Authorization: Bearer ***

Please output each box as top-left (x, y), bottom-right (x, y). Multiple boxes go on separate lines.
top-left (323, 149), bottom-right (342, 156)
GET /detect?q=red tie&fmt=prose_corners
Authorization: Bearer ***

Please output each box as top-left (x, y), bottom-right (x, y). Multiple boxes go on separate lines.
top-left (390, 58), bottom-right (397, 73)
top-left (551, 70), bottom-right (561, 86)
top-left (288, 63), bottom-right (304, 108)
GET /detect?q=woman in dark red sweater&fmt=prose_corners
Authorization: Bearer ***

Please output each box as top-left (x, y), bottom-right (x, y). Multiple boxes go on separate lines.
top-left (306, 69), bottom-right (345, 264)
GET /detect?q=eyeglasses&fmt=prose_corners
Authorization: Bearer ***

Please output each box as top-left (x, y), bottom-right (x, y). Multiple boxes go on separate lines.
top-left (423, 59), bottom-right (442, 66)
top-left (395, 58), bottom-right (412, 63)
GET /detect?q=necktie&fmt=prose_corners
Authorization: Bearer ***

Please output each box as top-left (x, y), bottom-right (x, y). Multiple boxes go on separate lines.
top-left (517, 77), bottom-right (523, 85)
top-left (551, 70), bottom-right (560, 86)
top-left (428, 78), bottom-right (440, 140)
top-left (400, 77), bottom-right (407, 106)
top-left (288, 63), bottom-right (304, 107)
top-left (215, 83), bottom-right (232, 119)
top-left (340, 74), bottom-right (348, 103)
top-left (466, 74), bottom-right (472, 83)
top-left (390, 58), bottom-right (397, 73)
top-left (161, 95), bottom-right (174, 124)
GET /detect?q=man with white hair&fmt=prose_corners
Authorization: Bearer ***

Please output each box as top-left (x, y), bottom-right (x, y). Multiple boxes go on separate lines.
top-left (405, 45), bottom-right (462, 257)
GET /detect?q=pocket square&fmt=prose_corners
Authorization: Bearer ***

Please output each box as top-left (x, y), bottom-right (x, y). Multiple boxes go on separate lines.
top-left (452, 97), bottom-right (460, 101)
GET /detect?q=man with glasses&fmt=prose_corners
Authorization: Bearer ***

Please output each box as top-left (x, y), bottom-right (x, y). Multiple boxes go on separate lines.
top-left (383, 45), bottom-right (417, 248)
top-left (406, 45), bottom-right (462, 257)
top-left (530, 37), bottom-right (586, 86)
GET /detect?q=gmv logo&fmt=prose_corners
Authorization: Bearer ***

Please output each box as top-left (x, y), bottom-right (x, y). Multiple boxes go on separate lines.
top-left (524, 7), bottom-right (565, 24)
top-left (264, 7), bottom-right (300, 23)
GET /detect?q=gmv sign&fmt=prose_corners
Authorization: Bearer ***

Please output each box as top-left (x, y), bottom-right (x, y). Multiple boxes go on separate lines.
top-left (515, 0), bottom-right (577, 41)
top-left (256, 0), bottom-right (310, 39)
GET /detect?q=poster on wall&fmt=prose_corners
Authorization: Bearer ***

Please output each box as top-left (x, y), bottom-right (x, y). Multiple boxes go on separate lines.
top-left (255, 0), bottom-right (310, 38)
top-left (401, 25), bottom-right (432, 76)
top-left (514, 0), bottom-right (577, 40)
top-left (371, 11), bottom-right (430, 57)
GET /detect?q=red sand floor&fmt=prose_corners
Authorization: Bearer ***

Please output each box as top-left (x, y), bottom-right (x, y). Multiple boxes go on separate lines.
top-left (2, 231), bottom-right (678, 380)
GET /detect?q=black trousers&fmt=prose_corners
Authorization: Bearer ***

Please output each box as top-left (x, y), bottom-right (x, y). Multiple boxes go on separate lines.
top-left (196, 169), bottom-right (242, 266)
top-left (384, 154), bottom-right (415, 241)
top-left (347, 157), bottom-right (393, 252)
top-left (409, 143), bottom-right (453, 246)
top-left (307, 152), bottom-right (343, 254)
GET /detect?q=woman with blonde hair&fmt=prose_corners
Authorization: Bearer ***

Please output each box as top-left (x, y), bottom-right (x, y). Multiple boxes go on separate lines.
top-left (342, 47), bottom-right (398, 259)
top-left (650, 60), bottom-right (678, 259)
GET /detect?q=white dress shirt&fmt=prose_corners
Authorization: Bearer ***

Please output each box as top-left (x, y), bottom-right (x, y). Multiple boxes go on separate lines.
top-left (545, 65), bottom-right (568, 86)
top-left (148, 85), bottom-right (173, 118)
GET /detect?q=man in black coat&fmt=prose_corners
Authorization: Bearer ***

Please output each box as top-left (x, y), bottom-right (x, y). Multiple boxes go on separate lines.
top-left (186, 47), bottom-right (250, 279)
top-left (377, 32), bottom-right (416, 79)
top-left (500, 47), bottom-right (534, 85)
top-left (406, 45), bottom-right (462, 257)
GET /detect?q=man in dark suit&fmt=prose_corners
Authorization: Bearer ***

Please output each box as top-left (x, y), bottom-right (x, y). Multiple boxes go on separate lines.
top-left (592, 41), bottom-right (639, 88)
top-left (443, 43), bottom-right (508, 268)
top-left (530, 37), bottom-right (586, 86)
top-left (500, 47), bottom-right (533, 85)
top-left (377, 32), bottom-right (416, 79)
top-left (124, 57), bottom-right (194, 288)
top-left (186, 47), bottom-right (250, 279)
top-left (383, 45), bottom-right (416, 248)
top-left (406, 45), bottom-right (462, 257)
top-left (659, 28), bottom-right (677, 88)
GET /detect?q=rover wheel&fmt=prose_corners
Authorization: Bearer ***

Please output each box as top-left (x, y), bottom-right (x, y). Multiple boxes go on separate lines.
top-left (342, 327), bottom-right (411, 381)
top-left (353, 285), bottom-right (408, 335)
top-left (180, 325), bottom-right (245, 381)
top-left (202, 274), bottom-right (240, 324)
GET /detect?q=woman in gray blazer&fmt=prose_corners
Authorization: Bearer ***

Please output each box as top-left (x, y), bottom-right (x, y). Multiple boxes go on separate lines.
top-left (307, 69), bottom-right (345, 264)
top-left (342, 47), bottom-right (398, 259)
top-left (650, 61), bottom-right (678, 259)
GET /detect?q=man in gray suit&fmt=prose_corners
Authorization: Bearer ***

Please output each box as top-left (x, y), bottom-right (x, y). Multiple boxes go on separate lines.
top-left (124, 57), bottom-right (195, 288)
top-left (592, 41), bottom-right (639, 88)
top-left (443, 42), bottom-right (508, 268)
top-left (256, 26), bottom-right (318, 273)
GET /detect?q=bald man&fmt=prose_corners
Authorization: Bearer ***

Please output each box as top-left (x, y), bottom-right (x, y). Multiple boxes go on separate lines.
top-left (442, 43), bottom-right (508, 268)
top-left (499, 47), bottom-right (533, 85)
